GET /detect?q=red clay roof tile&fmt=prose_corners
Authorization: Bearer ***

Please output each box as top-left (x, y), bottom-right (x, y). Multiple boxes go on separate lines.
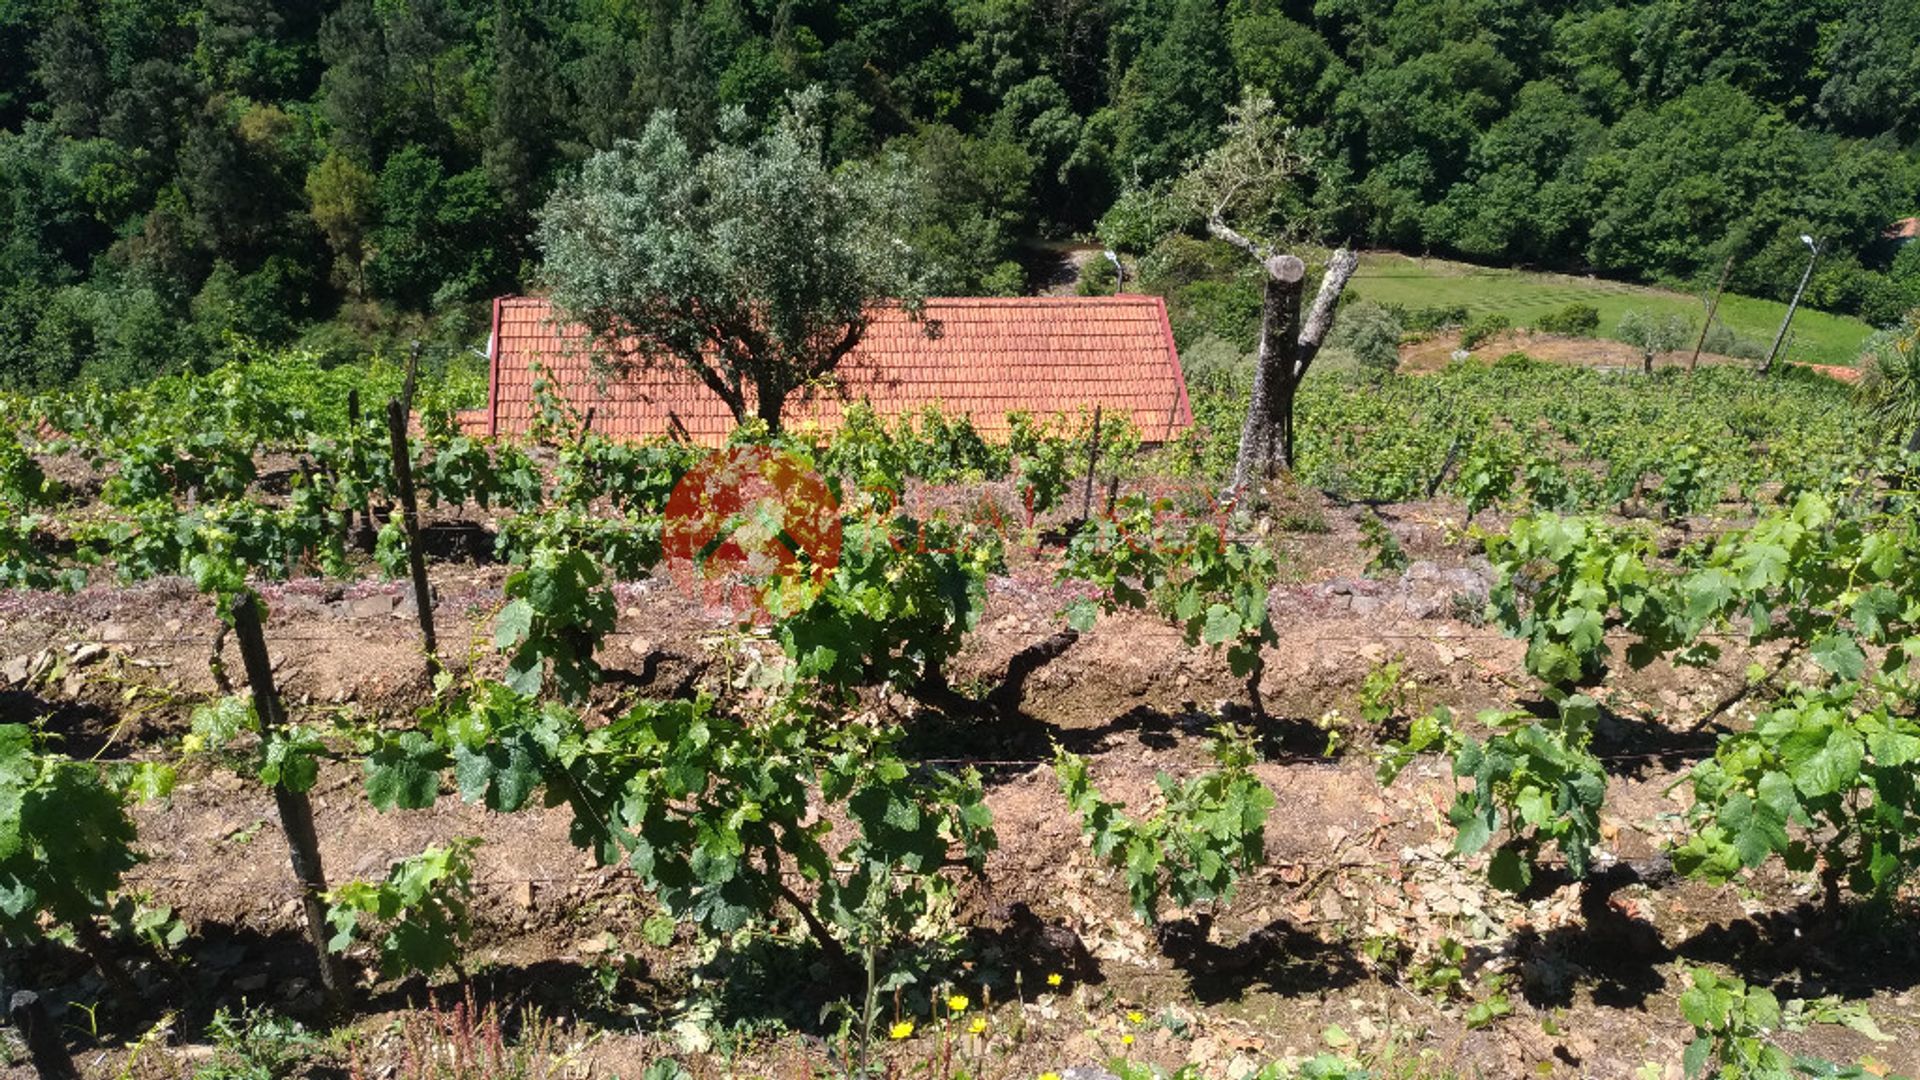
top-left (471, 295), bottom-right (1194, 445)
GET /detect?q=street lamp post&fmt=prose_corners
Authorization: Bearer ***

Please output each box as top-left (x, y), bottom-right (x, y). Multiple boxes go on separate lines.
top-left (1760, 234), bottom-right (1818, 376)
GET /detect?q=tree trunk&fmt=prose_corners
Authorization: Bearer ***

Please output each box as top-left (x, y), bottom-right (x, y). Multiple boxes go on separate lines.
top-left (1276, 381), bottom-right (1299, 470)
top-left (1227, 248), bottom-right (1359, 495)
top-left (755, 385), bottom-right (786, 434)
top-left (1232, 257), bottom-right (1305, 493)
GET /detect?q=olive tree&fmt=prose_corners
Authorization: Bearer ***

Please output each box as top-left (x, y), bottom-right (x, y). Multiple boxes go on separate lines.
top-left (1617, 309), bottom-right (1693, 374)
top-left (1175, 93), bottom-right (1358, 491)
top-left (537, 89), bottom-right (923, 433)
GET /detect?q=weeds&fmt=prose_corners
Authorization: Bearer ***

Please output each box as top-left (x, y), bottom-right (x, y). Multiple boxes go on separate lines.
top-left (348, 986), bottom-right (570, 1080)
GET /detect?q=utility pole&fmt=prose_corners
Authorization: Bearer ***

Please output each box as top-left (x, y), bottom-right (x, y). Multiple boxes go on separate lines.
top-left (1760, 236), bottom-right (1818, 376)
top-left (1688, 254), bottom-right (1735, 372)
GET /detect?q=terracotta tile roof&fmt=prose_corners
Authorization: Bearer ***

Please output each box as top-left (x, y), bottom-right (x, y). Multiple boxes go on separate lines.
top-left (471, 295), bottom-right (1194, 445)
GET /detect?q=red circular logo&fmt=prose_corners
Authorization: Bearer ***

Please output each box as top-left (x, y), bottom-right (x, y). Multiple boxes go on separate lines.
top-left (661, 446), bottom-right (842, 621)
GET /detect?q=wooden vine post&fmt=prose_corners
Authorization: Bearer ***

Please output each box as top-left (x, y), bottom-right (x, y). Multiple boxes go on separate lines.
top-left (1080, 403), bottom-right (1102, 522)
top-left (386, 341), bottom-right (440, 677)
top-left (1687, 254), bottom-right (1735, 372)
top-left (345, 388), bottom-right (373, 551)
top-left (386, 399), bottom-right (439, 677)
top-left (228, 593), bottom-right (350, 1009)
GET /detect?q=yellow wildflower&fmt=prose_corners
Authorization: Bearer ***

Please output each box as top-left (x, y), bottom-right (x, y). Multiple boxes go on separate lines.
top-left (1040, 1074), bottom-right (1062, 1080)
top-left (1122, 1033), bottom-right (1135, 1046)
top-left (1046, 972), bottom-right (1063, 987)
top-left (968, 1017), bottom-right (987, 1035)
top-left (947, 994), bottom-right (969, 1013)
top-left (1127, 1011), bottom-right (1144, 1024)
top-left (889, 1021), bottom-right (913, 1040)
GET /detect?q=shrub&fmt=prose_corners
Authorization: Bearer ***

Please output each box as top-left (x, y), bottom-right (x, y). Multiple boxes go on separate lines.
top-left (1077, 252), bottom-right (1119, 296)
top-left (1399, 303), bottom-right (1470, 333)
top-left (1534, 303), bottom-right (1600, 336)
top-left (1459, 313), bottom-right (1510, 350)
top-left (1330, 299), bottom-right (1405, 377)
top-left (1701, 322), bottom-right (1763, 359)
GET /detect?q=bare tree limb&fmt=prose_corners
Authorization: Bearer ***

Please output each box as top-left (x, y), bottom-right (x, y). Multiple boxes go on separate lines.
top-left (1207, 216), bottom-right (1266, 261)
top-left (1292, 248), bottom-right (1359, 378)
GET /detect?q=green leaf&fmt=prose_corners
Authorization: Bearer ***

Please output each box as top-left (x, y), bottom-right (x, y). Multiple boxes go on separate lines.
top-left (1791, 730), bottom-right (1864, 799)
top-left (1487, 844), bottom-right (1531, 892)
top-left (1200, 604), bottom-right (1242, 646)
top-left (1065, 598), bottom-right (1099, 632)
top-left (365, 732), bottom-right (448, 810)
top-left (1851, 586), bottom-right (1901, 642)
top-left (1449, 795), bottom-right (1493, 855)
top-left (122, 762), bottom-right (175, 803)
top-left (452, 738), bottom-right (543, 812)
top-left (1682, 1036), bottom-right (1710, 1078)
top-left (493, 598), bottom-right (534, 649)
top-left (1808, 634), bottom-right (1865, 681)
top-left (0, 784), bottom-right (22, 862)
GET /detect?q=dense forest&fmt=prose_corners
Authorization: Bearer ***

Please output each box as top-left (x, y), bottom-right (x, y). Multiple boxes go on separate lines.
top-left (3, 0), bottom-right (1919, 389)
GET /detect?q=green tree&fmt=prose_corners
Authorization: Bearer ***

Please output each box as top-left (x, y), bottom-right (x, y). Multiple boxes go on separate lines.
top-left (32, 12), bottom-right (107, 138)
top-left (538, 89), bottom-right (923, 433)
top-left (365, 146), bottom-right (508, 311)
top-left (306, 150), bottom-right (376, 296)
top-left (1330, 298), bottom-right (1403, 378)
top-left (1817, 0), bottom-right (1920, 141)
top-left (1617, 308), bottom-right (1692, 373)
top-left (1427, 80), bottom-right (1603, 263)
top-left (481, 0), bottom-right (557, 220)
top-left (1586, 82), bottom-right (1798, 283)
top-left (317, 0), bottom-right (388, 162)
top-left (1110, 0), bottom-right (1233, 186)
top-left (1226, 2), bottom-right (1341, 123)
top-left (1860, 312), bottom-right (1920, 451)
top-left (1335, 41), bottom-right (1519, 247)
top-left (887, 123), bottom-right (1033, 294)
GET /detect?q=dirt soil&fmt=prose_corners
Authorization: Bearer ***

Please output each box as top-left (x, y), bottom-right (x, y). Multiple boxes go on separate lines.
top-left (1, 488), bottom-right (1916, 1080)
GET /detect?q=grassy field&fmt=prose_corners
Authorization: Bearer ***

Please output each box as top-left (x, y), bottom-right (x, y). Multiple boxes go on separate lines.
top-left (1349, 252), bottom-right (1878, 367)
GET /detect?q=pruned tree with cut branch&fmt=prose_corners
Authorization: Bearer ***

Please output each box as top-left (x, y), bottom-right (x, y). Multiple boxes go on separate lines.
top-left (1176, 94), bottom-right (1359, 493)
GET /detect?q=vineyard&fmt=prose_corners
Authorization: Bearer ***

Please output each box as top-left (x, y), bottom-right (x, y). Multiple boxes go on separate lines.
top-left (2, 345), bottom-right (1918, 1080)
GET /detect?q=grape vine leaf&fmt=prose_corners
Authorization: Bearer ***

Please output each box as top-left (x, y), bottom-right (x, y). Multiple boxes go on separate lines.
top-left (1791, 730), bottom-right (1863, 799)
top-left (365, 732), bottom-right (448, 810)
top-left (1487, 844), bottom-right (1530, 892)
top-left (1201, 604), bottom-right (1242, 646)
top-left (494, 598), bottom-right (534, 650)
top-left (1808, 634), bottom-right (1865, 681)
top-left (452, 737), bottom-right (542, 812)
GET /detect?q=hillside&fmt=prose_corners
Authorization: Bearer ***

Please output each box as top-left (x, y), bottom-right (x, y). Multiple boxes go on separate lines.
top-left (1350, 253), bottom-right (1877, 368)
top-left (4, 0), bottom-right (1918, 390)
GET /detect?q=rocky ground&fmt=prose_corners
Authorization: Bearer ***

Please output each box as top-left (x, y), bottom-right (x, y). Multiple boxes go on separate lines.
top-left (1, 490), bottom-right (1915, 1080)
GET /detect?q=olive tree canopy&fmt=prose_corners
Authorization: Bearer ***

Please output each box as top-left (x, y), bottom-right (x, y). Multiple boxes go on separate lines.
top-left (537, 90), bottom-right (924, 433)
